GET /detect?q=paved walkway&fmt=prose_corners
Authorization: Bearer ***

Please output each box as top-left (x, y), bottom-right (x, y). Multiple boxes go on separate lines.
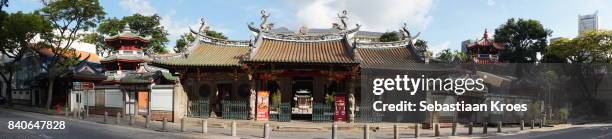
top-left (3, 105), bottom-right (569, 139)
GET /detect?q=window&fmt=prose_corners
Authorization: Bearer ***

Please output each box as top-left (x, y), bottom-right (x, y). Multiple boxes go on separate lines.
top-left (123, 51), bottom-right (133, 55)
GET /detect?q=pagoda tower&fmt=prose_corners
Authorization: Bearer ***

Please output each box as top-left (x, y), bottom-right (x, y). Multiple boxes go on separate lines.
top-left (101, 24), bottom-right (151, 72)
top-left (467, 29), bottom-right (505, 64)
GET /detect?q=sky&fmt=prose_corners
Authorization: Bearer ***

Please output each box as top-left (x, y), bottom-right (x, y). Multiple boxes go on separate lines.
top-left (5, 0), bottom-right (611, 54)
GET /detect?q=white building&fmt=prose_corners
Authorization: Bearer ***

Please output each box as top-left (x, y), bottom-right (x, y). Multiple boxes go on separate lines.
top-left (578, 11), bottom-right (599, 35)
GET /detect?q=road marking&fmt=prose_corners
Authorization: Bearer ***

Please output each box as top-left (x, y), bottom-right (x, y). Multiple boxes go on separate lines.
top-left (593, 132), bottom-right (612, 139)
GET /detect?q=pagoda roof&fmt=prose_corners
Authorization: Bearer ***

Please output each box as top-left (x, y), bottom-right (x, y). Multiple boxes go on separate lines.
top-left (153, 41), bottom-right (249, 67)
top-left (101, 55), bottom-right (150, 63)
top-left (104, 24), bottom-right (151, 43)
top-left (246, 37), bottom-right (357, 64)
top-left (468, 29), bottom-right (505, 50)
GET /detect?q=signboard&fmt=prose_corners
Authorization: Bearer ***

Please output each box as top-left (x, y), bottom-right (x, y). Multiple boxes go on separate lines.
top-left (256, 91), bottom-right (270, 121)
top-left (334, 95), bottom-right (346, 122)
top-left (73, 82), bottom-right (95, 90)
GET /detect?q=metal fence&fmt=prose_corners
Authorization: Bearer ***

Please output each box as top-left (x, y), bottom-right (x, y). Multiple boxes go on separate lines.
top-left (312, 103), bottom-right (333, 122)
top-left (221, 100), bottom-right (248, 120)
top-left (278, 103), bottom-right (292, 122)
top-left (188, 100), bottom-right (210, 118)
top-left (356, 106), bottom-right (383, 123)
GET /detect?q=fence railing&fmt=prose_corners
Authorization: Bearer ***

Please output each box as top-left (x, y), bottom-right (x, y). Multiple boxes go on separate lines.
top-left (188, 100), bottom-right (210, 118)
top-left (312, 103), bottom-right (333, 122)
top-left (222, 100), bottom-right (248, 120)
top-left (356, 106), bottom-right (383, 123)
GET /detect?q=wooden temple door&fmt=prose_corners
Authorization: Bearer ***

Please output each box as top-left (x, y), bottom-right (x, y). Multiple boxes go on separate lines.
top-left (137, 91), bottom-right (149, 116)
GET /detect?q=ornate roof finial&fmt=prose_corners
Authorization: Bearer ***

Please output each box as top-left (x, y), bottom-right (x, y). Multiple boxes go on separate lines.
top-left (198, 17), bottom-right (210, 34)
top-left (297, 26), bottom-right (309, 35)
top-left (259, 10), bottom-right (273, 32)
top-left (123, 24), bottom-right (132, 32)
top-left (399, 22), bottom-right (420, 45)
top-left (483, 29), bottom-right (489, 39)
top-left (333, 10), bottom-right (349, 31)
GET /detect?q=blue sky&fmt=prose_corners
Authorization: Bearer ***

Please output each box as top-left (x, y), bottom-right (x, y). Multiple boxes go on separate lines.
top-left (5, 0), bottom-right (611, 54)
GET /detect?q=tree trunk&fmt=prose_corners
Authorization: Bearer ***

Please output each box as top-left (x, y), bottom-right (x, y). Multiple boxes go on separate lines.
top-left (46, 77), bottom-right (55, 109)
top-left (4, 80), bottom-right (12, 106)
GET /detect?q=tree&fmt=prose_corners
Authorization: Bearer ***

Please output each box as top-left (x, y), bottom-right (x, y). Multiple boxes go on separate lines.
top-left (0, 0), bottom-right (7, 11)
top-left (80, 32), bottom-right (107, 56)
top-left (413, 39), bottom-right (428, 57)
top-left (436, 49), bottom-right (468, 63)
top-left (97, 14), bottom-right (169, 54)
top-left (37, 0), bottom-right (105, 109)
top-left (544, 30), bottom-right (612, 116)
top-left (546, 31), bottom-right (612, 63)
top-left (174, 32), bottom-right (195, 53)
top-left (494, 18), bottom-right (552, 63)
top-left (0, 11), bottom-right (52, 105)
top-left (174, 30), bottom-right (227, 53)
top-left (379, 32), bottom-right (399, 42)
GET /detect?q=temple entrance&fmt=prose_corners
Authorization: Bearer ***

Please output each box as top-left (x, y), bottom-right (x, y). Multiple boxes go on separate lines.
top-left (291, 77), bottom-right (314, 119)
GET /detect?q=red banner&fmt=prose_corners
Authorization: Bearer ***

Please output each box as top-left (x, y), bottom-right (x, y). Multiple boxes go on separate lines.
top-left (256, 91), bottom-right (270, 121)
top-left (334, 95), bottom-right (346, 122)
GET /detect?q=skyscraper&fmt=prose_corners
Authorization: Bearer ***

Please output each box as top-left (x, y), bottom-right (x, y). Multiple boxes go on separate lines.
top-left (578, 11), bottom-right (599, 35)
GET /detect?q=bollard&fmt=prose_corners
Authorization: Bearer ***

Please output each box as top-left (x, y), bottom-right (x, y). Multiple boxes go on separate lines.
top-left (497, 121), bottom-right (502, 133)
top-left (231, 121), bottom-right (237, 136)
top-left (162, 118), bottom-right (168, 132)
top-left (483, 122), bottom-right (488, 134)
top-left (539, 120), bottom-right (543, 128)
top-left (202, 120), bottom-right (208, 134)
top-left (393, 124), bottom-right (398, 139)
top-left (414, 123), bottom-right (420, 138)
top-left (145, 116), bottom-right (150, 128)
top-left (434, 123), bottom-right (440, 137)
top-left (531, 120), bottom-right (535, 129)
top-left (129, 115), bottom-right (134, 126)
top-left (452, 122), bottom-right (457, 136)
top-left (104, 111), bottom-right (108, 124)
top-left (363, 124), bottom-right (369, 139)
top-left (332, 123), bottom-right (338, 139)
top-left (180, 118), bottom-right (185, 132)
top-left (520, 120), bottom-right (524, 130)
top-left (468, 122), bottom-right (473, 135)
top-left (116, 112), bottom-right (121, 124)
top-left (73, 108), bottom-right (77, 118)
top-left (65, 107), bottom-right (69, 117)
top-left (264, 123), bottom-right (271, 139)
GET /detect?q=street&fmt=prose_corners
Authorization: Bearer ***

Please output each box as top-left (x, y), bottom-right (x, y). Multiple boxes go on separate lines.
top-left (491, 124), bottom-right (612, 139)
top-left (2, 107), bottom-right (612, 139)
top-left (0, 108), bottom-right (198, 139)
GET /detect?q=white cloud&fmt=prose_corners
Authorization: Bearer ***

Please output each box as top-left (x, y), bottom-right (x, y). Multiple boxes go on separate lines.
top-left (486, 0), bottom-right (496, 6)
top-left (289, 0), bottom-right (433, 32)
top-left (119, 0), bottom-right (156, 16)
top-left (430, 41), bottom-right (451, 56)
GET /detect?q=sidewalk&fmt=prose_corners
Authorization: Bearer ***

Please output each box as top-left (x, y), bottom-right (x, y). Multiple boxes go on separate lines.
top-left (2, 105), bottom-right (572, 139)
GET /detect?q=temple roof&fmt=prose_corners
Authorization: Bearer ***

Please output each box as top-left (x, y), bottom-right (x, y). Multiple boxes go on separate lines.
top-left (356, 46), bottom-right (419, 67)
top-left (101, 55), bottom-right (150, 63)
top-left (153, 42), bottom-right (249, 67)
top-left (246, 38), bottom-right (356, 64)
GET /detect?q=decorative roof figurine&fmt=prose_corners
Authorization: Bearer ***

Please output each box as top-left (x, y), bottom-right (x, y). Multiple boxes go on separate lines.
top-left (297, 26), bottom-right (309, 35)
top-left (198, 17), bottom-right (209, 34)
top-left (259, 10), bottom-right (274, 32)
top-left (333, 10), bottom-right (349, 31)
top-left (400, 23), bottom-right (420, 41)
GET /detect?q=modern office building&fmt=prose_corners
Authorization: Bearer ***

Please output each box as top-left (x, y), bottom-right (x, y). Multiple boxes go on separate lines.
top-left (578, 11), bottom-right (599, 35)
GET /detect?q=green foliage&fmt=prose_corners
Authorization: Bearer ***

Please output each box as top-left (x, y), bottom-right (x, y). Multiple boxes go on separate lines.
top-left (436, 49), bottom-right (468, 63)
top-left (206, 30), bottom-right (228, 40)
top-left (98, 14), bottom-right (169, 54)
top-left (271, 91), bottom-right (281, 107)
top-left (174, 33), bottom-right (195, 53)
top-left (494, 18), bottom-right (552, 63)
top-left (414, 39), bottom-right (428, 54)
top-left (37, 0), bottom-right (106, 109)
top-left (528, 101), bottom-right (542, 119)
top-left (379, 32), bottom-right (400, 42)
top-left (546, 30), bottom-right (612, 63)
top-left (0, 11), bottom-right (52, 105)
top-left (0, 0), bottom-right (7, 11)
top-left (325, 93), bottom-right (334, 105)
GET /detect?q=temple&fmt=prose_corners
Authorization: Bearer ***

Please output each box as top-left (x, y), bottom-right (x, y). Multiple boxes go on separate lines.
top-left (153, 10), bottom-right (427, 122)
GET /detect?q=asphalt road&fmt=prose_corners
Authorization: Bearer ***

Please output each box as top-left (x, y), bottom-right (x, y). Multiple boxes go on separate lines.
top-left (0, 108), bottom-right (199, 139)
top-left (491, 124), bottom-right (612, 139)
